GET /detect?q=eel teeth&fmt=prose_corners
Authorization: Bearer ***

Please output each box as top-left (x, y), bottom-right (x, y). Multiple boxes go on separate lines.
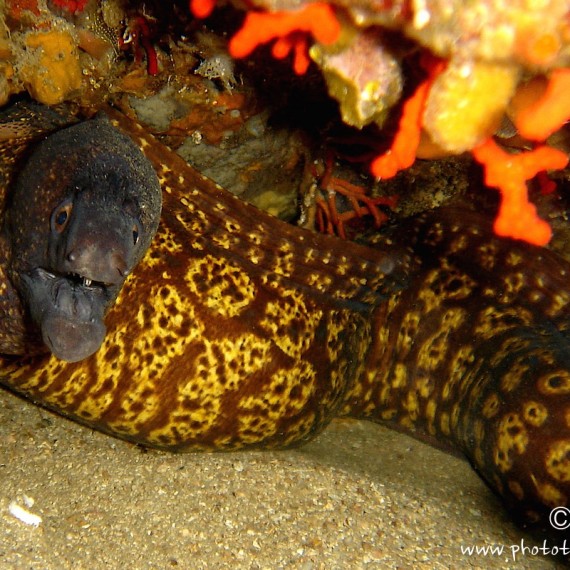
top-left (83, 278), bottom-right (92, 287)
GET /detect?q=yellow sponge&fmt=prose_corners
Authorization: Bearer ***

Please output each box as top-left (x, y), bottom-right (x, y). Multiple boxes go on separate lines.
top-left (20, 30), bottom-right (81, 105)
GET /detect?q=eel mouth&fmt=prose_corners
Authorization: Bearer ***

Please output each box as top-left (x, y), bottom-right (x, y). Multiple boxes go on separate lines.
top-left (51, 269), bottom-right (112, 291)
top-left (21, 267), bottom-right (112, 362)
top-left (30, 265), bottom-right (110, 288)
top-left (31, 267), bottom-right (112, 317)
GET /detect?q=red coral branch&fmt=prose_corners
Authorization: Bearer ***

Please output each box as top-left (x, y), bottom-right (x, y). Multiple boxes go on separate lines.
top-left (272, 34), bottom-right (311, 75)
top-left (229, 3), bottom-right (341, 75)
top-left (370, 79), bottom-right (431, 178)
top-left (472, 139), bottom-right (568, 245)
top-left (189, 0), bottom-right (216, 19)
top-left (370, 53), bottom-right (569, 246)
top-left (119, 16), bottom-right (159, 76)
top-left (315, 157), bottom-right (397, 239)
top-left (515, 67), bottom-right (570, 141)
top-left (370, 56), bottom-right (446, 179)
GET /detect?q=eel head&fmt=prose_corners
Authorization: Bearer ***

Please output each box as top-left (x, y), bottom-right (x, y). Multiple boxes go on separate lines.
top-left (4, 112), bottom-right (162, 362)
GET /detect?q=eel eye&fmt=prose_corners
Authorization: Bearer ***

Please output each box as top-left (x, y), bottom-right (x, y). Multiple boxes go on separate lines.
top-left (132, 223), bottom-right (140, 245)
top-left (51, 200), bottom-right (73, 233)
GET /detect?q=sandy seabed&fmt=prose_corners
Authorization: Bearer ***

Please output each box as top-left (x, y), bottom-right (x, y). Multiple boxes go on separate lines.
top-left (0, 389), bottom-right (565, 570)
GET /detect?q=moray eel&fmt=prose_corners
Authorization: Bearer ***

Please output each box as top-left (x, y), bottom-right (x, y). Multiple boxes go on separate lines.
top-left (0, 104), bottom-right (162, 361)
top-left (0, 105), bottom-right (568, 531)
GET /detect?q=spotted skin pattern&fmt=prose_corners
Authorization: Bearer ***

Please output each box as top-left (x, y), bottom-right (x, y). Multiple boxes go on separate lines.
top-left (341, 213), bottom-right (570, 525)
top-left (0, 108), bottom-right (569, 529)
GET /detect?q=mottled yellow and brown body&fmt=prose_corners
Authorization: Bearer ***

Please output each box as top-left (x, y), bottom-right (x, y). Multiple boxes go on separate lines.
top-left (0, 109), bottom-right (410, 450)
top-left (0, 108), bottom-right (568, 529)
top-left (342, 209), bottom-right (570, 525)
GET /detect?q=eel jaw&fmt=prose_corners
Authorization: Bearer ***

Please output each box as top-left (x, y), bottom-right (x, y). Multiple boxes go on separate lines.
top-left (21, 267), bottom-right (114, 363)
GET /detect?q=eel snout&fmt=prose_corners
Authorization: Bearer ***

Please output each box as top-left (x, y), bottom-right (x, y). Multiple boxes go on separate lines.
top-left (59, 233), bottom-right (130, 286)
top-left (21, 268), bottom-right (107, 362)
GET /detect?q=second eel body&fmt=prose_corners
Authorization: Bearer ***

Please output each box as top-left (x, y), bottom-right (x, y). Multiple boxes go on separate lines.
top-left (0, 108), bottom-right (569, 530)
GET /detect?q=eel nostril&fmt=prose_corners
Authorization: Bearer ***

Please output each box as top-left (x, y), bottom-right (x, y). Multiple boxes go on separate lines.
top-left (113, 253), bottom-right (128, 279)
top-left (67, 252), bottom-right (76, 262)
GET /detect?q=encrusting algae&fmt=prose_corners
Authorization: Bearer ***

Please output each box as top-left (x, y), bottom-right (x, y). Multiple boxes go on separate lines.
top-left (191, 0), bottom-right (570, 246)
top-left (2, 0), bottom-right (569, 245)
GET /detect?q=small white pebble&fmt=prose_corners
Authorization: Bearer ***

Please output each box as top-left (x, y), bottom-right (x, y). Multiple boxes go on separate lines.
top-left (8, 501), bottom-right (42, 527)
top-left (22, 494), bottom-right (35, 508)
